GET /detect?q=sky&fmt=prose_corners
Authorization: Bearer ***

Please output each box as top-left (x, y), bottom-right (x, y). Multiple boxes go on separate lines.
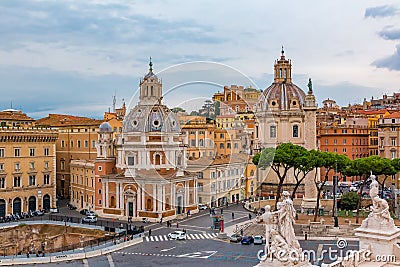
top-left (1, 0), bottom-right (400, 119)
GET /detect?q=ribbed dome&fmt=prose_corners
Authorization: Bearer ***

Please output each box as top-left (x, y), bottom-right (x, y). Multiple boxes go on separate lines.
top-left (99, 122), bottom-right (113, 133)
top-left (123, 104), bottom-right (180, 133)
top-left (258, 82), bottom-right (306, 111)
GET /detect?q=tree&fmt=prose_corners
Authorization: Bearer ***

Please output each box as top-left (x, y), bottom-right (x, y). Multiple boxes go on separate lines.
top-left (374, 157), bottom-right (396, 198)
top-left (313, 151), bottom-right (337, 222)
top-left (258, 143), bottom-right (299, 209)
top-left (291, 147), bottom-right (314, 199)
top-left (171, 107), bottom-right (186, 113)
top-left (340, 192), bottom-right (359, 211)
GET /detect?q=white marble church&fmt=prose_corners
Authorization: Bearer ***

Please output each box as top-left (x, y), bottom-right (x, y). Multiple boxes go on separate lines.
top-left (95, 60), bottom-right (198, 221)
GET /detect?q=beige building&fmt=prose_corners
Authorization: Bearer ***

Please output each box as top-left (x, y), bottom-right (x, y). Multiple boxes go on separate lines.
top-left (187, 154), bottom-right (251, 207)
top-left (378, 112), bottom-right (400, 160)
top-left (36, 114), bottom-right (103, 198)
top-left (0, 119), bottom-right (58, 217)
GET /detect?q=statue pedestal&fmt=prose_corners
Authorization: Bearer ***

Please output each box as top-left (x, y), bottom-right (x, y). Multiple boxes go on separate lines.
top-left (355, 215), bottom-right (400, 257)
top-left (301, 198), bottom-right (317, 210)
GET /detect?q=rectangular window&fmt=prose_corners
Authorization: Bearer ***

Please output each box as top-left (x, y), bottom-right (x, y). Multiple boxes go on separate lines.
top-left (333, 139), bottom-right (337, 145)
top-left (77, 140), bottom-right (81, 148)
top-left (392, 151), bottom-right (396, 159)
top-left (190, 140), bottom-right (196, 146)
top-left (211, 182), bottom-right (215, 192)
top-left (44, 147), bottom-right (50, 156)
top-left (198, 183), bottom-right (203, 192)
top-left (293, 125), bottom-right (299, 138)
top-left (15, 162), bottom-right (20, 170)
top-left (44, 161), bottom-right (49, 169)
top-left (127, 156), bottom-right (135, 166)
top-left (44, 174), bottom-right (50, 185)
top-left (84, 140), bottom-right (89, 148)
top-left (0, 178), bottom-right (5, 188)
top-left (29, 175), bottom-right (36, 186)
top-left (325, 139), bottom-right (328, 145)
top-left (0, 148), bottom-right (4, 158)
top-left (61, 140), bottom-right (65, 148)
top-left (211, 172), bottom-right (215, 179)
top-left (197, 172), bottom-right (203, 178)
top-left (0, 163), bottom-right (3, 171)
top-left (220, 133), bottom-right (224, 138)
top-left (343, 139), bottom-right (346, 145)
top-left (270, 125), bottom-right (276, 138)
top-left (61, 161), bottom-right (65, 170)
top-left (92, 140), bottom-right (96, 148)
top-left (29, 162), bottom-right (35, 169)
top-left (14, 148), bottom-right (20, 157)
top-left (70, 140), bottom-right (74, 148)
top-left (234, 143), bottom-right (238, 149)
top-left (29, 148), bottom-right (35, 157)
top-left (392, 138), bottom-right (396, 146)
top-left (343, 148), bottom-right (347, 153)
top-left (13, 176), bottom-right (21, 187)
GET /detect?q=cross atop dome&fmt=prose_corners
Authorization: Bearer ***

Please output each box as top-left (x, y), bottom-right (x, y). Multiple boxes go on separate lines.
top-left (149, 57), bottom-right (153, 73)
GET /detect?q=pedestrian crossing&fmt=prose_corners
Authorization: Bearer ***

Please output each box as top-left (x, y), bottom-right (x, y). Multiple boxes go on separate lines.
top-left (144, 233), bottom-right (218, 242)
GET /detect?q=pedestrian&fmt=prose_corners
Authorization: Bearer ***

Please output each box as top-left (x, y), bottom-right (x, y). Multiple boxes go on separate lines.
top-left (240, 229), bottom-right (243, 236)
top-left (160, 217), bottom-right (163, 224)
top-left (220, 208), bottom-right (223, 214)
top-left (249, 213), bottom-right (252, 220)
top-left (232, 212), bottom-right (234, 220)
top-left (148, 228), bottom-right (152, 237)
top-left (176, 221), bottom-right (179, 228)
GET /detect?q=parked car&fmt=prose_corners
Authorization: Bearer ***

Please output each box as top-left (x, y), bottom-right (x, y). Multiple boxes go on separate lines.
top-left (50, 208), bottom-right (59, 213)
top-left (198, 204), bottom-right (207, 210)
top-left (67, 203), bottom-right (77, 210)
top-left (80, 209), bottom-right (89, 215)
top-left (33, 210), bottom-right (44, 216)
top-left (241, 236), bottom-right (254, 245)
top-left (86, 210), bottom-right (96, 216)
top-left (167, 231), bottom-right (187, 240)
top-left (230, 234), bottom-right (242, 243)
top-left (254, 235), bottom-right (264, 245)
top-left (82, 215), bottom-right (97, 223)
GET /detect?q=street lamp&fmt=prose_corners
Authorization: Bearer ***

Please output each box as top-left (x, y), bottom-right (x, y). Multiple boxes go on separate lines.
top-left (333, 160), bottom-right (338, 227)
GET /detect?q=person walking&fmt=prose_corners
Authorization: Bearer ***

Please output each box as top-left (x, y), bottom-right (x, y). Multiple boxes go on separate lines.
top-left (176, 221), bottom-right (179, 228)
top-left (232, 212), bottom-right (234, 221)
top-left (248, 213), bottom-right (252, 220)
top-left (148, 228), bottom-right (152, 237)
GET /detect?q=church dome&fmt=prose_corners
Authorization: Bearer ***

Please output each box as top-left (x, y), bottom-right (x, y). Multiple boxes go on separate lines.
top-left (123, 104), bottom-right (180, 133)
top-left (257, 48), bottom-right (306, 112)
top-left (99, 121), bottom-right (113, 133)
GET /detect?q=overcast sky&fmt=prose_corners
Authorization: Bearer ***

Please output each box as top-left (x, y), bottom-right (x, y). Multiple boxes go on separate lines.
top-left (1, 0), bottom-right (400, 119)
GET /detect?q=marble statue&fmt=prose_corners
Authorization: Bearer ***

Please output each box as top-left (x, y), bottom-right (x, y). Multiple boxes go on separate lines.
top-left (360, 174), bottom-right (395, 229)
top-left (256, 191), bottom-right (313, 266)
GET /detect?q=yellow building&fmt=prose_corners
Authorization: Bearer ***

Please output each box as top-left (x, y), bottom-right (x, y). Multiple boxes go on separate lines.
top-left (0, 123), bottom-right (58, 217)
top-left (70, 159), bottom-right (96, 211)
top-left (36, 114), bottom-right (103, 198)
top-left (0, 109), bottom-right (35, 128)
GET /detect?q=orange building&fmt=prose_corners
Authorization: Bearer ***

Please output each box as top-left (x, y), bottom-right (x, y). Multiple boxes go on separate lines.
top-left (36, 114), bottom-right (103, 198)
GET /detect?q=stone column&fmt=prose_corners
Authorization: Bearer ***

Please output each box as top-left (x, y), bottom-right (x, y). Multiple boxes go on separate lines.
top-left (105, 182), bottom-right (109, 207)
top-left (162, 185), bottom-right (166, 210)
top-left (102, 182), bottom-right (106, 208)
top-left (141, 185), bottom-right (145, 211)
top-left (116, 182), bottom-right (119, 209)
top-left (119, 183), bottom-right (124, 209)
top-left (137, 186), bottom-right (141, 211)
top-left (153, 184), bottom-right (157, 211)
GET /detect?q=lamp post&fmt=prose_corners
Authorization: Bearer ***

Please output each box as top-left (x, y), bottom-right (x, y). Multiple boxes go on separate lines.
top-left (333, 160), bottom-right (338, 227)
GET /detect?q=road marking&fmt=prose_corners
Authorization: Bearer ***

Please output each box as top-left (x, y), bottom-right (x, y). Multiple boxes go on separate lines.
top-left (145, 236), bottom-right (149, 242)
top-left (150, 236), bottom-right (154, 241)
top-left (176, 251), bottom-right (218, 259)
top-left (154, 236), bottom-right (159, 241)
top-left (160, 247), bottom-right (176, 252)
top-left (83, 259), bottom-right (89, 267)
top-left (194, 234), bottom-right (200, 239)
top-left (107, 254), bottom-right (115, 267)
top-left (159, 235), bottom-right (163, 241)
top-left (164, 235), bottom-right (168, 240)
top-left (186, 235), bottom-right (191, 240)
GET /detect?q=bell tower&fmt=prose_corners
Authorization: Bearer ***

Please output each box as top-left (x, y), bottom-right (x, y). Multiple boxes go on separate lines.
top-left (139, 57), bottom-right (163, 106)
top-left (273, 46), bottom-right (292, 84)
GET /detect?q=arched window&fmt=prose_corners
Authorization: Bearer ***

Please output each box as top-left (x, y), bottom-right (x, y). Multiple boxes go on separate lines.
top-left (293, 125), bottom-right (299, 138)
top-left (220, 143), bottom-right (224, 149)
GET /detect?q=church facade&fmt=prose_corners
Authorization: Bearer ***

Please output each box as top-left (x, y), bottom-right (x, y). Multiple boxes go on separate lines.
top-left (255, 48), bottom-right (318, 208)
top-left (93, 60), bottom-right (198, 221)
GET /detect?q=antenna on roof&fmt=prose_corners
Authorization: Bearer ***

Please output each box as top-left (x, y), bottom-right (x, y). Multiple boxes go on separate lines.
top-left (10, 101), bottom-right (13, 109)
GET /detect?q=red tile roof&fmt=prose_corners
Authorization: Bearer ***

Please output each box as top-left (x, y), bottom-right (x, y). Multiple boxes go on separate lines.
top-left (36, 114), bottom-right (103, 127)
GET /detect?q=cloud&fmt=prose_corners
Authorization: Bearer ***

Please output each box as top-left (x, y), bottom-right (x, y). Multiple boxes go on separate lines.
top-left (379, 27), bottom-right (400, 40)
top-left (364, 5), bottom-right (399, 18)
top-left (372, 44), bottom-right (400, 71)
